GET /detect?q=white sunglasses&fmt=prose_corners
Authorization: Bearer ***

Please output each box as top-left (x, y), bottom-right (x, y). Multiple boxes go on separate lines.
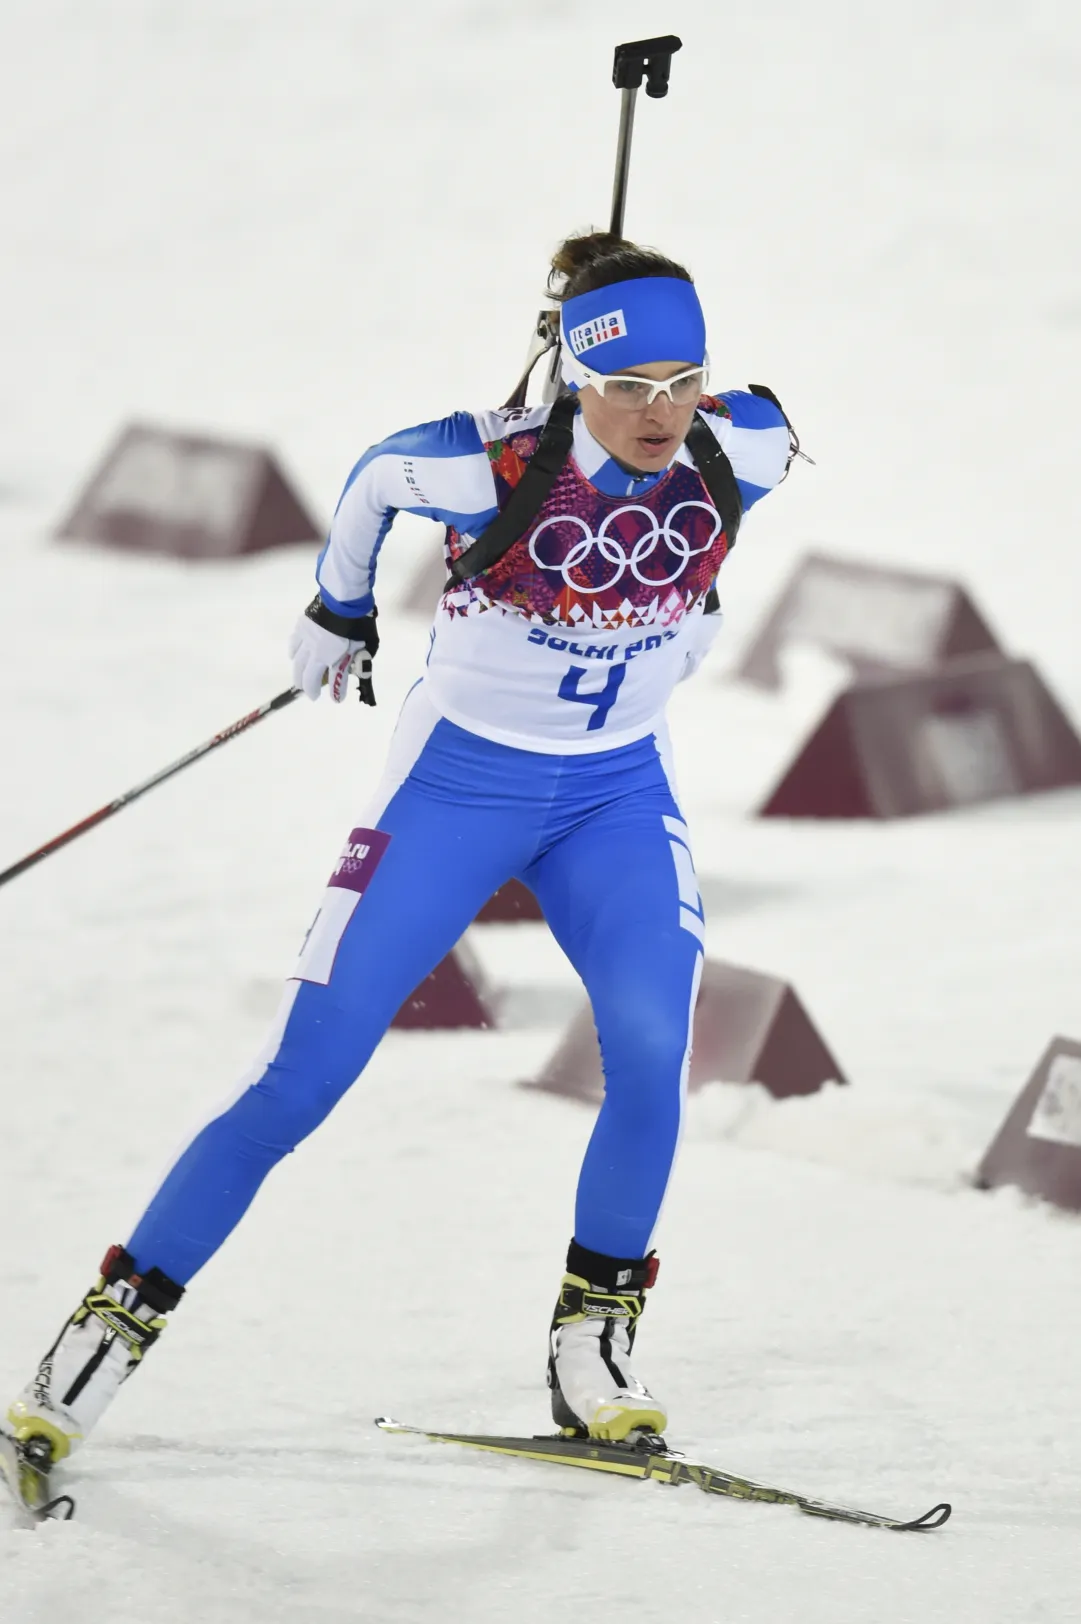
top-left (571, 360), bottom-right (710, 412)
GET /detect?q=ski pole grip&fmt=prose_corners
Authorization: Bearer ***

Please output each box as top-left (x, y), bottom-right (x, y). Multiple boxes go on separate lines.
top-left (612, 35), bottom-right (682, 98)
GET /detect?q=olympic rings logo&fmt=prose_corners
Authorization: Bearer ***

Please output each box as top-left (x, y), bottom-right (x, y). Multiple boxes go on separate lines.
top-left (527, 502), bottom-right (722, 594)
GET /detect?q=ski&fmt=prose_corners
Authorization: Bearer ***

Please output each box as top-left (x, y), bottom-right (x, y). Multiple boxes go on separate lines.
top-left (0, 1428), bottom-right (75, 1523)
top-left (374, 1417), bottom-right (951, 1532)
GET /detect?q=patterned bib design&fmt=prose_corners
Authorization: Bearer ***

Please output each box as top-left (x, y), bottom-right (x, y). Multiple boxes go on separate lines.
top-left (445, 429), bottom-right (731, 632)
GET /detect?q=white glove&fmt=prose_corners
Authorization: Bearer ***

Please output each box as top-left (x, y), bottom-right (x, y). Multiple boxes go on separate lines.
top-left (288, 614), bottom-right (367, 702)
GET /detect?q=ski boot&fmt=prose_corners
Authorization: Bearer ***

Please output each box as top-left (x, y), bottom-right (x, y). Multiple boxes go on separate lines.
top-left (2, 1245), bottom-right (183, 1515)
top-left (547, 1239), bottom-right (666, 1442)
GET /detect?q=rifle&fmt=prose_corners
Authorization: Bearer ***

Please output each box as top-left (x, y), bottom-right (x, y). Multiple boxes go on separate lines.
top-left (503, 34), bottom-right (683, 410)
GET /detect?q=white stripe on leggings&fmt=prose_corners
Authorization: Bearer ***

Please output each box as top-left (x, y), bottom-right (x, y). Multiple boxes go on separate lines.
top-left (645, 947), bottom-right (704, 1252)
top-left (362, 679), bottom-right (442, 825)
top-left (128, 686), bottom-right (445, 1238)
top-left (651, 722), bottom-right (686, 818)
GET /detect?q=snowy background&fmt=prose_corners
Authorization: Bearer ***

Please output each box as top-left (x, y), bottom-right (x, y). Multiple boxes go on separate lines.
top-left (3, 0), bottom-right (1081, 1618)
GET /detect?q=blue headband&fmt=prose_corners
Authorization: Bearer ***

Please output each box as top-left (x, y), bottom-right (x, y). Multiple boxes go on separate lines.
top-left (559, 276), bottom-right (706, 382)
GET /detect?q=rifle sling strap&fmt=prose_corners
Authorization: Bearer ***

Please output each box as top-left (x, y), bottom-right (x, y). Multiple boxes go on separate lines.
top-left (445, 394), bottom-right (579, 589)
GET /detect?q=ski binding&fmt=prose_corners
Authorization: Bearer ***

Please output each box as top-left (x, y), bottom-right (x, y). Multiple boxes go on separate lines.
top-left (0, 1427), bottom-right (75, 1522)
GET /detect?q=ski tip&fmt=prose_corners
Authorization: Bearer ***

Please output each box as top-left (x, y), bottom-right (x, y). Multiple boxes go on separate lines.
top-left (41, 1494), bottom-right (76, 1522)
top-left (901, 1501), bottom-right (952, 1531)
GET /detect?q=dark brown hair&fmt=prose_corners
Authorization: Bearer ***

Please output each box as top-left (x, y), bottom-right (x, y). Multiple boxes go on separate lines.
top-left (548, 230), bottom-right (693, 302)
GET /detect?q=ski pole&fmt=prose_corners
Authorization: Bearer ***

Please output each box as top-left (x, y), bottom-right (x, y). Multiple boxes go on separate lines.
top-left (504, 33), bottom-right (683, 409)
top-left (0, 686), bottom-right (301, 890)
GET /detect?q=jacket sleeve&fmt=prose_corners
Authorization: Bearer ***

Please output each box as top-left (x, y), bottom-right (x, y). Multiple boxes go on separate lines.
top-left (701, 389), bottom-right (794, 516)
top-left (315, 411), bottom-right (499, 616)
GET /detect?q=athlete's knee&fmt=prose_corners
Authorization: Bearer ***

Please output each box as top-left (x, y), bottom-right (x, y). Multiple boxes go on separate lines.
top-left (603, 992), bottom-right (691, 1073)
top-left (246, 1059), bottom-right (356, 1151)
top-left (225, 1000), bottom-right (376, 1155)
top-left (598, 999), bottom-right (691, 1129)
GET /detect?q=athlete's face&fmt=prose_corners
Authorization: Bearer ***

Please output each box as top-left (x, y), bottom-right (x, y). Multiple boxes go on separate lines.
top-left (578, 359), bottom-right (703, 474)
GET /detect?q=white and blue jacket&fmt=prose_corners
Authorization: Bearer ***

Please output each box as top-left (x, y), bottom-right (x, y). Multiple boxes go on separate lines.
top-left (318, 392), bottom-right (790, 753)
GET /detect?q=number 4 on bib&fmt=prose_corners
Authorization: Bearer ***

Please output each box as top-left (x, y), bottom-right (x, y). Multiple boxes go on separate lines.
top-left (558, 663), bottom-right (627, 731)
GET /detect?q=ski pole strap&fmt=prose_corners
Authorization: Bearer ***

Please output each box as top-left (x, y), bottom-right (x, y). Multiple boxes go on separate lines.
top-left (445, 394), bottom-right (580, 589)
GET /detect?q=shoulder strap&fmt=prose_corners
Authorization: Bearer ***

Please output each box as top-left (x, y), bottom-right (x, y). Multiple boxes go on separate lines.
top-left (445, 394), bottom-right (579, 589)
top-left (685, 411), bottom-right (743, 552)
top-left (685, 411), bottom-right (742, 617)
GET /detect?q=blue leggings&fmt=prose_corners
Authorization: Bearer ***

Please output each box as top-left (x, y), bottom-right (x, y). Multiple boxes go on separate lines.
top-left (128, 701), bottom-right (705, 1285)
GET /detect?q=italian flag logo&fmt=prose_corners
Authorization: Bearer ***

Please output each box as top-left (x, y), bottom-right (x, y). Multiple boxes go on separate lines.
top-left (567, 309), bottom-right (626, 355)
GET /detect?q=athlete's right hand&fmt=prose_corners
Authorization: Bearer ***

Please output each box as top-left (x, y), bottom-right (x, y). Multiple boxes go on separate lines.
top-left (288, 596), bottom-right (379, 704)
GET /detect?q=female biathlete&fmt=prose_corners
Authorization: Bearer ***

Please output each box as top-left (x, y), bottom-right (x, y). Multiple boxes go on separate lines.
top-left (4, 233), bottom-right (794, 1506)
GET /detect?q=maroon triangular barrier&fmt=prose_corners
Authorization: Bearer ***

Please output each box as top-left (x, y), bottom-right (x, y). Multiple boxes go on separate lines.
top-left (474, 880), bottom-right (544, 923)
top-left (400, 548), bottom-right (447, 616)
top-left (975, 1037), bottom-right (1081, 1210)
top-left (56, 422), bottom-right (322, 559)
top-left (527, 958), bottom-right (846, 1105)
top-left (758, 655), bottom-right (1081, 820)
top-left (735, 552), bottom-right (1003, 689)
top-left (391, 940), bottom-right (496, 1030)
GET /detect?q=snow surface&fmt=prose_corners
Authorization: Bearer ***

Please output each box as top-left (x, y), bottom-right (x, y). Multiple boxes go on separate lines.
top-left (3, 1), bottom-right (1081, 1619)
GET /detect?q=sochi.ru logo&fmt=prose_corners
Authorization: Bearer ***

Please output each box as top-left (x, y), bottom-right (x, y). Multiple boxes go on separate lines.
top-left (334, 839), bottom-right (371, 875)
